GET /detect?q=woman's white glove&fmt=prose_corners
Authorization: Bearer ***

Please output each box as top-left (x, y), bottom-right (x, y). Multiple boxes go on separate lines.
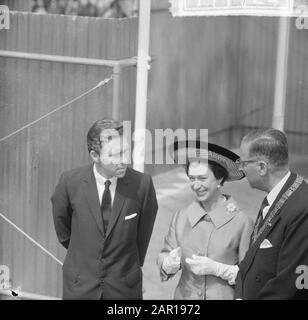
top-left (185, 255), bottom-right (239, 285)
top-left (162, 247), bottom-right (182, 275)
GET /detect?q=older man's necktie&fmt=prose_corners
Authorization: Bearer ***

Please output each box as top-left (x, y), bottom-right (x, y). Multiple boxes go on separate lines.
top-left (249, 196), bottom-right (269, 247)
top-left (101, 180), bottom-right (111, 234)
top-left (258, 196), bottom-right (269, 226)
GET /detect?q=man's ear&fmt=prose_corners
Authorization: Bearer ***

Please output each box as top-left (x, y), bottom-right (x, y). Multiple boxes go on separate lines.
top-left (258, 161), bottom-right (268, 176)
top-left (89, 150), bottom-right (99, 163)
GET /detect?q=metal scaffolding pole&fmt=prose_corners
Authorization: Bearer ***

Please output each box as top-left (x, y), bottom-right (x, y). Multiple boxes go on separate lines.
top-left (133, 0), bottom-right (151, 172)
top-left (272, 17), bottom-right (290, 130)
top-left (0, 50), bottom-right (137, 124)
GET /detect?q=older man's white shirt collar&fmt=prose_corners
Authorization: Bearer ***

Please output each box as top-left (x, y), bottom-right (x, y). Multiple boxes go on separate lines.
top-left (93, 164), bottom-right (117, 206)
top-left (263, 171), bottom-right (291, 218)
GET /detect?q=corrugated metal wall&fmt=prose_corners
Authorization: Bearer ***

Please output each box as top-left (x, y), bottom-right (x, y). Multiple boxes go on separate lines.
top-left (235, 17), bottom-right (278, 129)
top-left (148, 11), bottom-right (308, 153)
top-left (233, 16), bottom-right (308, 153)
top-left (284, 17), bottom-right (308, 153)
top-left (0, 12), bottom-right (137, 297)
top-left (148, 13), bottom-right (240, 142)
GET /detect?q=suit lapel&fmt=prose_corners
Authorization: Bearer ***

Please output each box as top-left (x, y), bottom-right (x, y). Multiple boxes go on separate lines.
top-left (105, 170), bottom-right (131, 240)
top-left (242, 172), bottom-right (297, 278)
top-left (82, 165), bottom-right (105, 236)
top-left (242, 215), bottom-right (281, 277)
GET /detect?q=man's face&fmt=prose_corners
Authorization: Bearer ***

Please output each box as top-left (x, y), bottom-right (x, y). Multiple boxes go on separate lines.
top-left (94, 131), bottom-right (130, 178)
top-left (239, 141), bottom-right (262, 189)
top-left (187, 161), bottom-right (220, 203)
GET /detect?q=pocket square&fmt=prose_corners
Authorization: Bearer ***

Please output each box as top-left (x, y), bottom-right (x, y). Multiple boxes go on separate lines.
top-left (259, 239), bottom-right (273, 249)
top-left (125, 213), bottom-right (138, 220)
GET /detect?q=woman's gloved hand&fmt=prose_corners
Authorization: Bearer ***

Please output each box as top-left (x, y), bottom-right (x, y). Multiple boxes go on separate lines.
top-left (162, 247), bottom-right (182, 275)
top-left (185, 254), bottom-right (239, 285)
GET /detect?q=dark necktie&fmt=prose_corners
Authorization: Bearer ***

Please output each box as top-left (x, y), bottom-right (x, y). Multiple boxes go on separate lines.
top-left (258, 196), bottom-right (269, 225)
top-left (249, 196), bottom-right (269, 247)
top-left (101, 180), bottom-right (111, 234)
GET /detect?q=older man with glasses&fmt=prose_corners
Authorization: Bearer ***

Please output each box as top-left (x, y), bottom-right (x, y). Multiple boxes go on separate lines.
top-left (235, 128), bottom-right (308, 300)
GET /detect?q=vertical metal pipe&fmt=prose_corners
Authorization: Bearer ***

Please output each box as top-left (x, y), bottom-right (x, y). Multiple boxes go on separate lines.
top-left (272, 17), bottom-right (290, 130)
top-left (112, 65), bottom-right (121, 120)
top-left (133, 0), bottom-right (151, 172)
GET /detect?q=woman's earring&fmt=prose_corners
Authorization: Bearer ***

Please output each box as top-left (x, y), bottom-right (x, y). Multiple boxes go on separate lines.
top-left (217, 184), bottom-right (221, 189)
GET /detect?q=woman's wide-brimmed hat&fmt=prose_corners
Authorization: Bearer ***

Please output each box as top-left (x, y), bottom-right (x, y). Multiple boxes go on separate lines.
top-left (168, 139), bottom-right (245, 181)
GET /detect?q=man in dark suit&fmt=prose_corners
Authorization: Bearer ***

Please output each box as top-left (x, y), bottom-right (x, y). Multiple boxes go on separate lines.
top-left (51, 119), bottom-right (158, 300)
top-left (234, 128), bottom-right (308, 300)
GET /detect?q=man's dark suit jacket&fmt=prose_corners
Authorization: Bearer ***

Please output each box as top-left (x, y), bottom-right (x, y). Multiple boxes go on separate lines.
top-left (235, 172), bottom-right (308, 300)
top-left (51, 165), bottom-right (158, 300)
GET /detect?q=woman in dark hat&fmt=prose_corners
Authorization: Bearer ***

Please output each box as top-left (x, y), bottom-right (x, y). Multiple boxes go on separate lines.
top-left (157, 140), bottom-right (254, 300)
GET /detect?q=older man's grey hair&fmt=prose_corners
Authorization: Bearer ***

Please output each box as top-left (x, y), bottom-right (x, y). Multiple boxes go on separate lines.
top-left (242, 128), bottom-right (289, 168)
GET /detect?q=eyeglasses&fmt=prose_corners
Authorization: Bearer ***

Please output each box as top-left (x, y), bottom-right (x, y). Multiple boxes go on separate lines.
top-left (235, 158), bottom-right (259, 168)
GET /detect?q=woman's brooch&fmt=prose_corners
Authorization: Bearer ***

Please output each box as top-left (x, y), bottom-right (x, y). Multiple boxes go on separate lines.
top-left (226, 203), bottom-right (237, 214)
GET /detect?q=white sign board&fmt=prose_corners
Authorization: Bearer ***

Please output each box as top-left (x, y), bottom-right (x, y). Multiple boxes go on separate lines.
top-left (0, 5), bottom-right (9, 30)
top-left (169, 0), bottom-right (300, 17)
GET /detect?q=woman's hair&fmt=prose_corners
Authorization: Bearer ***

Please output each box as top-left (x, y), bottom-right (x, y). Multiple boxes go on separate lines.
top-left (186, 160), bottom-right (229, 185)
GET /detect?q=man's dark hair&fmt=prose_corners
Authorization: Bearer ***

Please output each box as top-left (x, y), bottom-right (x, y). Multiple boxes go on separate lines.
top-left (242, 128), bottom-right (289, 167)
top-left (186, 160), bottom-right (229, 185)
top-left (87, 119), bottom-right (123, 154)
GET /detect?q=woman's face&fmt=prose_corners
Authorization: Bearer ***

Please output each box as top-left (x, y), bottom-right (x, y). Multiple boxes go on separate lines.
top-left (187, 161), bottom-right (221, 203)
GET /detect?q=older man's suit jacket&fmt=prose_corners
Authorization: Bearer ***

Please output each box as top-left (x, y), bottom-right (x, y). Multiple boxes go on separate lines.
top-left (235, 172), bottom-right (308, 300)
top-left (51, 165), bottom-right (158, 300)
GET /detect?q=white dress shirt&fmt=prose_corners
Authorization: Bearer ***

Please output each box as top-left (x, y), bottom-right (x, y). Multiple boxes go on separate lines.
top-left (262, 171), bottom-right (291, 219)
top-left (93, 164), bottom-right (117, 207)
